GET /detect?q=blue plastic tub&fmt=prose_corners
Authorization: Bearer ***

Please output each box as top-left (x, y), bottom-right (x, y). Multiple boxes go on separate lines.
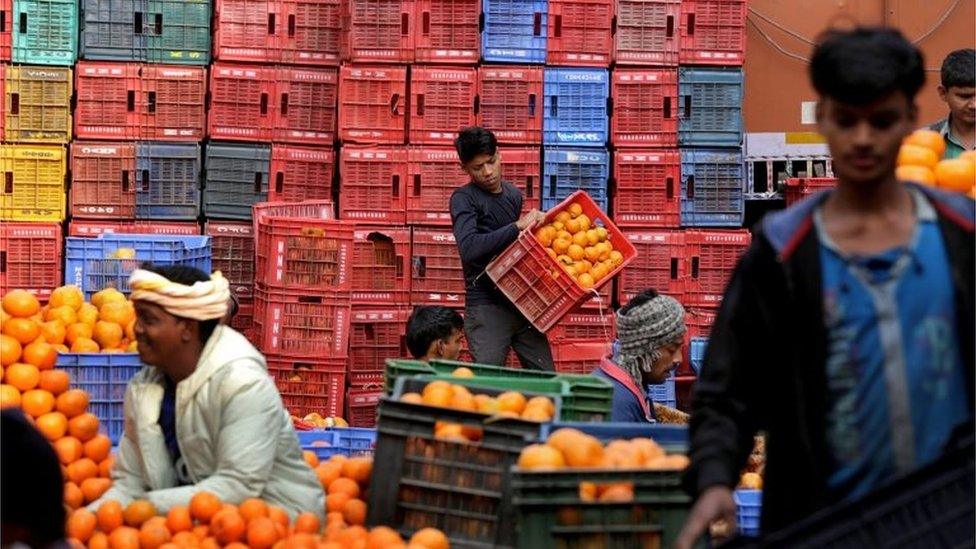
top-left (543, 68), bottom-right (609, 147)
top-left (482, 0), bottom-right (547, 63)
top-left (680, 147), bottom-right (744, 227)
top-left (56, 353), bottom-right (144, 445)
top-left (135, 143), bottom-right (201, 220)
top-left (689, 337), bottom-right (708, 376)
top-left (298, 427), bottom-right (378, 460)
top-left (542, 147), bottom-right (609, 210)
top-left (538, 421), bottom-right (688, 452)
top-left (678, 68), bottom-right (744, 147)
top-left (647, 373), bottom-right (676, 408)
top-left (734, 489), bottom-right (762, 537)
top-left (64, 234), bottom-right (211, 299)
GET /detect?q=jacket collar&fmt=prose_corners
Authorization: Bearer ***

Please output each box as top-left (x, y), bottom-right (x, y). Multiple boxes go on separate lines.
top-left (599, 356), bottom-right (652, 420)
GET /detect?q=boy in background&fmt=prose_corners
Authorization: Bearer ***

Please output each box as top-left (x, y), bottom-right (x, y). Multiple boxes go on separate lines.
top-left (406, 306), bottom-right (465, 363)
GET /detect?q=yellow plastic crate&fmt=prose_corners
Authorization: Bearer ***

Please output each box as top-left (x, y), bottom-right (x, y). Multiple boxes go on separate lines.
top-left (0, 144), bottom-right (67, 221)
top-left (3, 65), bottom-right (73, 143)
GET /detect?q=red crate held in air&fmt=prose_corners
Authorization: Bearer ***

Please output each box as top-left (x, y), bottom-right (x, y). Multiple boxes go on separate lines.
top-left (214, 0), bottom-right (280, 62)
top-left (338, 145), bottom-right (407, 224)
top-left (546, 0), bottom-right (613, 67)
top-left (208, 63), bottom-right (277, 142)
top-left (279, 0), bottom-right (342, 65)
top-left (348, 308), bottom-right (409, 386)
top-left (74, 62), bottom-right (143, 140)
top-left (68, 221), bottom-right (200, 237)
top-left (684, 229), bottom-right (751, 308)
top-left (255, 214), bottom-right (355, 293)
top-left (70, 142), bottom-right (137, 219)
top-left (498, 146), bottom-right (541, 214)
top-left (486, 191), bottom-right (636, 333)
top-left (338, 65), bottom-right (407, 144)
top-left (268, 356), bottom-right (347, 417)
top-left (679, 0), bottom-right (746, 65)
top-left (611, 69), bottom-right (677, 147)
top-left (477, 66), bottom-right (543, 145)
top-left (205, 221), bottom-right (255, 298)
top-left (253, 288), bottom-right (351, 357)
top-left (341, 0), bottom-right (414, 63)
top-left (413, 0), bottom-right (480, 64)
top-left (612, 149), bottom-right (680, 228)
top-left (410, 228), bottom-right (464, 307)
top-left (268, 145), bottom-right (334, 203)
top-left (408, 66), bottom-right (477, 145)
top-left (616, 229), bottom-right (684, 306)
top-left (406, 147), bottom-right (465, 226)
top-left (273, 67), bottom-right (338, 146)
top-left (0, 222), bottom-right (62, 301)
top-left (614, 0), bottom-right (679, 66)
top-left (352, 226), bottom-right (411, 305)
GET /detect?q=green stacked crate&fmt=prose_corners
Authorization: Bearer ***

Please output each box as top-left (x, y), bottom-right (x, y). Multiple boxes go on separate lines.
top-left (12, 0), bottom-right (78, 65)
top-left (147, 0), bottom-right (211, 64)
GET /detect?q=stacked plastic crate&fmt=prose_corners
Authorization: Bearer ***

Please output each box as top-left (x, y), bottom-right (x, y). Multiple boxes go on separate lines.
top-left (0, 0), bottom-right (76, 299)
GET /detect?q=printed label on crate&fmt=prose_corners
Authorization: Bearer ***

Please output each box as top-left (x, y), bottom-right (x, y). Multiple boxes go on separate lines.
top-left (557, 72), bottom-right (607, 82)
top-left (295, 52), bottom-right (340, 62)
top-left (627, 232), bottom-right (677, 244)
top-left (562, 53), bottom-right (609, 63)
top-left (77, 145), bottom-right (120, 155)
top-left (21, 68), bottom-right (68, 81)
top-left (617, 213), bottom-right (673, 224)
top-left (281, 148), bottom-right (333, 162)
top-left (555, 132), bottom-right (603, 143)
top-left (208, 223), bottom-right (252, 236)
top-left (352, 310), bottom-right (403, 322)
top-left (5, 225), bottom-right (59, 238)
top-left (426, 49), bottom-right (478, 59)
top-left (420, 293), bottom-right (462, 303)
top-left (418, 69), bottom-right (476, 82)
top-left (8, 147), bottom-right (63, 160)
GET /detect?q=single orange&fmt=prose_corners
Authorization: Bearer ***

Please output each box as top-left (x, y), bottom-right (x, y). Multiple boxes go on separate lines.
top-left (365, 526), bottom-right (403, 548)
top-left (68, 412), bottom-right (101, 442)
top-left (410, 528), bottom-right (450, 549)
top-left (0, 384), bottom-right (20, 408)
top-left (80, 477), bottom-right (112, 503)
top-left (138, 520), bottom-right (172, 549)
top-left (22, 341), bottom-right (57, 370)
top-left (97, 500), bottom-right (125, 533)
top-left (54, 435), bottom-right (85, 464)
top-left (341, 457), bottom-right (373, 484)
top-left (325, 491), bottom-right (351, 514)
top-left (267, 506), bottom-right (290, 528)
top-left (84, 434), bottom-right (113, 462)
top-left (39, 369), bottom-right (70, 395)
top-left (341, 498), bottom-right (367, 526)
top-left (189, 491), bottom-right (222, 524)
top-left (6, 362), bottom-right (40, 391)
top-left (2, 290), bottom-right (40, 318)
top-left (57, 389), bottom-right (90, 418)
top-left (67, 508), bottom-right (98, 543)
top-left (302, 450), bottom-right (319, 468)
top-left (165, 506), bottom-right (193, 533)
top-left (68, 457), bottom-right (99, 484)
top-left (1, 334), bottom-right (22, 366)
top-left (245, 517), bottom-right (279, 549)
top-left (496, 391), bottom-right (527, 414)
top-left (21, 388), bottom-right (55, 417)
top-left (238, 497), bottom-right (269, 521)
top-left (88, 532), bottom-right (109, 549)
top-left (518, 444), bottom-right (566, 470)
top-left (904, 129), bottom-right (947, 158)
top-left (50, 285), bottom-right (85, 311)
top-left (70, 337), bottom-right (100, 353)
top-left (46, 305), bottom-right (78, 327)
top-left (64, 481), bottom-right (85, 509)
top-left (98, 456), bottom-right (115, 478)
top-left (123, 500), bottom-right (157, 528)
top-left (4, 318), bottom-right (40, 345)
top-left (293, 512), bottom-right (321, 534)
top-left (210, 508), bottom-right (247, 544)
top-left (108, 526), bottom-right (140, 549)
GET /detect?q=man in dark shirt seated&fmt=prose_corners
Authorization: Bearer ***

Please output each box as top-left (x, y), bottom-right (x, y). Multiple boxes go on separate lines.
top-left (449, 126), bottom-right (554, 370)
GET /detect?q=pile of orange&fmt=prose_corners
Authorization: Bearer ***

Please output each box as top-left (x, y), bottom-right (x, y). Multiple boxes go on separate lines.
top-left (518, 428), bottom-right (690, 472)
top-left (0, 289), bottom-right (115, 511)
top-left (533, 202), bottom-right (624, 290)
top-left (896, 130), bottom-right (976, 196)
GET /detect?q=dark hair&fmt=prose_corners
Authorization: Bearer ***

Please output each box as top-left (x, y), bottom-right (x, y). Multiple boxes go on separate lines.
top-left (941, 48), bottom-right (975, 89)
top-left (619, 288), bottom-right (660, 316)
top-left (454, 126), bottom-right (498, 165)
top-left (405, 306), bottom-right (464, 359)
top-left (810, 27), bottom-right (925, 105)
top-left (139, 263), bottom-right (219, 343)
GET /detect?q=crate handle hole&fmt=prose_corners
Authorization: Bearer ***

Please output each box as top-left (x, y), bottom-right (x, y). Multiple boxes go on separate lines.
top-left (127, 90), bottom-right (135, 112)
top-left (390, 93), bottom-right (400, 115)
top-left (687, 175), bottom-right (695, 199)
top-left (414, 257), bottom-right (427, 278)
top-left (666, 15), bottom-right (674, 37)
top-left (254, 172), bottom-right (263, 194)
top-left (473, 94), bottom-right (480, 115)
top-left (1, 10), bottom-right (6, 32)
top-left (528, 93), bottom-right (537, 117)
top-left (154, 13), bottom-right (162, 34)
top-left (686, 13), bottom-right (695, 35)
top-left (670, 258), bottom-right (679, 279)
top-left (141, 170), bottom-right (149, 192)
top-left (401, 12), bottom-right (409, 35)
top-left (364, 324), bottom-right (375, 341)
top-left (666, 176), bottom-right (674, 200)
top-left (133, 11), bottom-right (143, 34)
top-left (267, 13), bottom-right (275, 34)
top-left (122, 170), bottom-right (130, 193)
top-left (260, 92), bottom-right (268, 115)
top-left (288, 14), bottom-right (295, 37)
top-left (683, 95), bottom-right (691, 118)
top-left (0, 251), bottom-right (5, 274)
top-left (396, 255), bottom-right (404, 279)
top-left (422, 11), bottom-right (430, 34)
top-left (550, 95), bottom-right (558, 117)
top-left (416, 94), bottom-right (425, 116)
top-left (297, 296), bottom-right (323, 304)
top-left (280, 93), bottom-right (289, 115)
top-left (691, 257), bottom-right (699, 279)
top-left (147, 91), bottom-right (156, 113)
top-left (274, 172), bottom-right (284, 194)
top-left (663, 97), bottom-right (672, 119)
top-left (413, 174), bottom-right (421, 196)
top-left (391, 174), bottom-right (400, 197)
top-left (549, 174), bottom-right (557, 197)
top-left (553, 14), bottom-right (561, 37)
top-left (533, 12), bottom-right (542, 35)
top-left (4, 172), bottom-right (11, 194)
top-left (525, 176), bottom-right (534, 198)
top-left (18, 12), bottom-right (25, 33)
top-left (9, 93), bottom-right (18, 115)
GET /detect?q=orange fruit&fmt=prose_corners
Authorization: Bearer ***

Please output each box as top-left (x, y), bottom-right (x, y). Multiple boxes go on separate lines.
top-left (551, 238), bottom-right (571, 255)
top-left (239, 498), bottom-right (269, 521)
top-left (400, 391), bottom-right (424, 404)
top-left (93, 321), bottom-right (124, 350)
top-left (77, 304), bottom-right (99, 328)
top-left (325, 491), bottom-right (351, 514)
top-left (97, 500), bottom-right (125, 533)
top-left (329, 476), bottom-right (361, 498)
top-left (68, 508), bottom-right (99, 543)
top-left (555, 211), bottom-right (572, 223)
top-left (166, 506), bottom-right (194, 533)
top-left (935, 158), bottom-right (976, 192)
top-left (64, 481), bottom-right (85, 509)
top-left (577, 273), bottom-right (595, 289)
top-left (89, 532), bottom-right (110, 549)
top-left (518, 444), bottom-right (566, 470)
top-left (22, 341), bottom-right (57, 370)
top-left (562, 434), bottom-right (604, 467)
top-left (0, 334), bottom-right (21, 366)
top-left (420, 380), bottom-right (453, 407)
top-left (366, 526), bottom-right (403, 548)
top-left (534, 227), bottom-right (555, 247)
top-left (81, 477), bottom-right (112, 503)
top-left (83, 434), bottom-right (112, 462)
top-left (46, 305), bottom-right (79, 326)
top-left (434, 421), bottom-right (466, 441)
top-left (897, 144), bottom-right (939, 169)
top-left (54, 436), bottom-right (85, 464)
top-left (567, 203), bottom-right (583, 217)
top-left (607, 250), bottom-right (624, 267)
top-left (192, 523), bottom-right (211, 540)
top-left (521, 406), bottom-right (552, 422)
top-left (576, 214), bottom-right (591, 231)
top-left (57, 389), bottom-right (90, 418)
top-left (410, 528), bottom-right (450, 549)
top-left (897, 164), bottom-right (936, 185)
top-left (584, 245), bottom-right (602, 263)
top-left (631, 437), bottom-right (665, 464)
top-left (39, 369), bottom-right (70, 395)
top-left (99, 301), bottom-right (134, 327)
top-left (91, 288), bottom-right (126, 310)
top-left (564, 218), bottom-right (581, 234)
top-left (0, 384), bottom-right (20, 408)
top-left (451, 366), bottom-right (474, 378)
top-left (496, 391), bottom-right (526, 414)
top-left (108, 526), bottom-right (140, 549)
top-left (2, 290), bottom-right (40, 318)
top-left (4, 318), bottom-right (40, 345)
top-left (341, 498), bottom-right (367, 526)
top-left (65, 323), bottom-right (94, 346)
top-left (190, 491), bottom-right (222, 524)
top-left (599, 483), bottom-right (635, 502)
top-left (123, 500), bottom-right (157, 528)
top-left (293, 512), bottom-right (321, 534)
top-left (36, 411), bottom-right (68, 440)
top-left (904, 129), bottom-right (947, 158)
top-left (21, 388), bottom-right (55, 417)
top-left (450, 388), bottom-right (476, 411)
top-left (571, 231), bottom-right (589, 247)
top-left (6, 362), bottom-right (40, 391)
top-left (98, 456), bottom-right (115, 478)
top-left (68, 457), bottom-right (99, 484)
top-left (139, 520), bottom-right (172, 549)
top-left (170, 532), bottom-right (197, 547)
top-left (316, 462), bottom-right (342, 489)
top-left (68, 412), bottom-right (101, 442)
top-left (267, 505), bottom-right (290, 528)
top-left (567, 244), bottom-right (584, 261)
top-left (245, 517), bottom-right (279, 549)
top-left (302, 450), bottom-right (320, 468)
top-left (342, 457), bottom-right (373, 484)
top-left (50, 285), bottom-right (85, 311)
top-left (71, 337), bottom-right (101, 353)
top-left (211, 508), bottom-right (247, 544)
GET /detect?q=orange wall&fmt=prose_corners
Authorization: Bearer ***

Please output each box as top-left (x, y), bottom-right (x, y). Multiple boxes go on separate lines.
top-left (744, 0), bottom-right (976, 133)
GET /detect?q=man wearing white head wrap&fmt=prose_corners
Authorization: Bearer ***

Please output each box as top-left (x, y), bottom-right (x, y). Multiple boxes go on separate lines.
top-left (593, 289), bottom-right (687, 423)
top-left (90, 264), bottom-right (325, 520)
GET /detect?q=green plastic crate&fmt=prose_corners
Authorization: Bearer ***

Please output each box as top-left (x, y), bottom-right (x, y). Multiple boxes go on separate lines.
top-left (147, 0), bottom-right (211, 64)
top-left (12, 0), bottom-right (78, 65)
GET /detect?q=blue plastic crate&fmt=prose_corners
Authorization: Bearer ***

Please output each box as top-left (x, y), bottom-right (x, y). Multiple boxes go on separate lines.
top-left (543, 68), bottom-right (609, 147)
top-left (542, 147), bottom-right (609, 210)
top-left (56, 353), bottom-right (144, 445)
top-left (680, 147), bottom-right (744, 227)
top-left (647, 373), bottom-right (676, 408)
top-left (678, 68), bottom-right (743, 147)
top-left (539, 422), bottom-right (688, 452)
top-left (482, 0), bottom-right (547, 63)
top-left (734, 489), bottom-right (762, 537)
top-left (135, 142), bottom-right (201, 220)
top-left (65, 234), bottom-right (212, 299)
top-left (298, 427), bottom-right (377, 460)
top-left (689, 337), bottom-right (707, 376)
top-left (12, 0), bottom-right (78, 65)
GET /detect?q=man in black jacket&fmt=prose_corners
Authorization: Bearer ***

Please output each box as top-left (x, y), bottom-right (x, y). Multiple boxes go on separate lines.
top-left (449, 127), bottom-right (554, 369)
top-left (677, 28), bottom-right (975, 547)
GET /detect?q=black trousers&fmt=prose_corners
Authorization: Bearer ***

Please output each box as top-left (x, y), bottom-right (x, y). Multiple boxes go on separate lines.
top-left (464, 302), bottom-right (554, 371)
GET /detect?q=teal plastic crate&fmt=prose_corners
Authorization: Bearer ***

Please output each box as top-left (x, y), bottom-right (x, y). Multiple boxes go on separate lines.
top-left (12, 0), bottom-right (78, 65)
top-left (146, 0), bottom-right (211, 64)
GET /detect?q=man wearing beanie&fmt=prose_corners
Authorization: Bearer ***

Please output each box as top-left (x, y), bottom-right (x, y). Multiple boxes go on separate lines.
top-left (594, 289), bottom-right (686, 422)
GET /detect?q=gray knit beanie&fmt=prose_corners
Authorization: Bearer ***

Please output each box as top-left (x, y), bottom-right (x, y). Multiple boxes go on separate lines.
top-left (616, 293), bottom-right (686, 383)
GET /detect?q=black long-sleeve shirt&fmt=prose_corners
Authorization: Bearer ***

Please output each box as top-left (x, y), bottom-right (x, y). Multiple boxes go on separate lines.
top-left (449, 181), bottom-right (523, 306)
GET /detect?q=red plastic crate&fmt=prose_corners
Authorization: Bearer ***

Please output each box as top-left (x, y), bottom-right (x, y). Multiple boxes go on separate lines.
top-left (548, 309), bottom-right (615, 342)
top-left (487, 191), bottom-right (636, 333)
top-left (253, 288), bottom-right (351, 357)
top-left (410, 228), bottom-right (464, 306)
top-left (498, 146), bottom-right (541, 214)
top-left (413, 0), bottom-right (480, 64)
top-left (408, 67), bottom-right (477, 145)
top-left (0, 222), bottom-right (62, 301)
top-left (140, 66), bottom-right (207, 141)
top-left (785, 177), bottom-right (836, 207)
top-left (477, 66), bottom-right (543, 145)
top-left (74, 62), bottom-right (143, 140)
top-left (255, 215), bottom-right (355, 293)
top-left (685, 307), bottom-right (715, 340)
top-left (341, 0), bottom-right (414, 63)
top-left (252, 199), bottom-right (335, 241)
top-left (546, 0), bottom-right (613, 67)
top-left (230, 297), bottom-right (255, 341)
top-left (279, 0), bottom-right (342, 66)
top-left (614, 0), bottom-right (679, 66)
top-left (611, 69), bottom-right (677, 147)
top-left (0, 0), bottom-right (10, 62)
top-left (268, 145), bottom-right (334, 203)
top-left (348, 308), bottom-right (409, 385)
top-left (352, 226), bottom-right (411, 305)
top-left (550, 340), bottom-right (609, 374)
top-left (273, 67), bottom-right (338, 146)
top-left (684, 229), bottom-right (750, 308)
top-left (679, 0), bottom-right (746, 65)
top-left (576, 281), bottom-right (613, 313)
top-left (406, 147), bottom-right (465, 226)
top-left (338, 65), bottom-right (407, 144)
top-left (67, 221), bottom-right (200, 236)
top-left (338, 145), bottom-right (408, 224)
top-left (268, 356), bottom-right (346, 417)
top-left (69, 142), bottom-right (137, 219)
top-left (213, 0), bottom-right (280, 62)
top-left (346, 387), bottom-right (383, 427)
top-left (205, 221), bottom-right (255, 298)
top-left (616, 229), bottom-right (684, 306)
top-left (208, 63), bottom-right (277, 142)
top-left (612, 149), bottom-right (680, 228)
